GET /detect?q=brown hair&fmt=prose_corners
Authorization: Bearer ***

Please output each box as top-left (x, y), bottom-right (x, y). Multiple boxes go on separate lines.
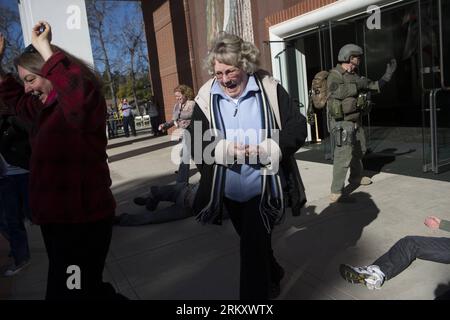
top-left (174, 84), bottom-right (194, 100)
top-left (14, 45), bottom-right (102, 89)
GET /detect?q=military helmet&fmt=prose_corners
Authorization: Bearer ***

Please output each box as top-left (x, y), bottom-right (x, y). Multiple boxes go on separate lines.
top-left (338, 44), bottom-right (363, 62)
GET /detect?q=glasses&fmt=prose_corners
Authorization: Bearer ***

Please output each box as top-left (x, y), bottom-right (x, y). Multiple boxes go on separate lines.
top-left (214, 67), bottom-right (240, 80)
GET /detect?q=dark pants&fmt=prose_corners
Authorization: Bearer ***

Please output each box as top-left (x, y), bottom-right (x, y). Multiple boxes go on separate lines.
top-left (0, 174), bottom-right (31, 265)
top-left (40, 216), bottom-right (125, 300)
top-left (150, 116), bottom-right (159, 135)
top-left (176, 163), bottom-right (190, 184)
top-left (176, 139), bottom-right (190, 184)
top-left (373, 236), bottom-right (450, 280)
top-left (118, 183), bottom-right (192, 226)
top-left (330, 120), bottom-right (365, 194)
top-left (224, 196), bottom-right (282, 300)
top-left (107, 120), bottom-right (118, 138)
top-left (122, 115), bottom-right (136, 137)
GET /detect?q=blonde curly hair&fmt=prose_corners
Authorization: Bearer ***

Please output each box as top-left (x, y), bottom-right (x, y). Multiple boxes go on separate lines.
top-left (205, 32), bottom-right (260, 76)
top-left (174, 84), bottom-right (195, 100)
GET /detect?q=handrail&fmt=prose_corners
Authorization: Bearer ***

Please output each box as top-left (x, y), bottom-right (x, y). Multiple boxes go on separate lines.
top-left (429, 89), bottom-right (438, 172)
top-left (428, 88), bottom-right (450, 173)
top-left (438, 0), bottom-right (450, 90)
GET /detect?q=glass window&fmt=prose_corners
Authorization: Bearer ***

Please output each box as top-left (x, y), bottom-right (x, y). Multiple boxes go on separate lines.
top-left (441, 0), bottom-right (450, 88)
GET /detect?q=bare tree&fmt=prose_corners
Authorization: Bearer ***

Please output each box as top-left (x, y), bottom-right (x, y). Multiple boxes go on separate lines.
top-left (123, 33), bottom-right (140, 114)
top-left (85, 0), bottom-right (119, 110)
top-left (119, 2), bottom-right (149, 115)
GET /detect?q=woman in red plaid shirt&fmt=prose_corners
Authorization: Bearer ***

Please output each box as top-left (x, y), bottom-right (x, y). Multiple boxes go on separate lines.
top-left (0, 22), bottom-right (124, 300)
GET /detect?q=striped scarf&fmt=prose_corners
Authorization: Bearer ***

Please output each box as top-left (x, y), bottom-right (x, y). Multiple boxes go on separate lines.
top-left (196, 75), bottom-right (285, 233)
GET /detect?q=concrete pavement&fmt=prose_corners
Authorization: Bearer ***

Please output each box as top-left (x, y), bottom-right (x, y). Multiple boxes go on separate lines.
top-left (1, 130), bottom-right (450, 300)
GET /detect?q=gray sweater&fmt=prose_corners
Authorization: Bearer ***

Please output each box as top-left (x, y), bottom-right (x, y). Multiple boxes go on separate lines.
top-left (439, 219), bottom-right (450, 232)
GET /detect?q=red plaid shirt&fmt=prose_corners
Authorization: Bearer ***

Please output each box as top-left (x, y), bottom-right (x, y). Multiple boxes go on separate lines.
top-left (0, 51), bottom-right (116, 224)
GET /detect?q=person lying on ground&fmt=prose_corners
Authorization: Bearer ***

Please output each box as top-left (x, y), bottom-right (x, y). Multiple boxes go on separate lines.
top-left (114, 182), bottom-right (198, 226)
top-left (340, 216), bottom-right (450, 290)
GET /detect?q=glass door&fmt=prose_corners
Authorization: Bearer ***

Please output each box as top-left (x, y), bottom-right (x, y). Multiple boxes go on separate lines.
top-left (421, 0), bottom-right (450, 173)
top-left (287, 27), bottom-right (332, 157)
top-left (430, 90), bottom-right (450, 173)
top-left (433, 0), bottom-right (450, 173)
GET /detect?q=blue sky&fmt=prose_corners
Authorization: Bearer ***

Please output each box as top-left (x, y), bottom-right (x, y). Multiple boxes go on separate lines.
top-left (0, 0), bottom-right (16, 10)
top-left (0, 0), bottom-right (147, 73)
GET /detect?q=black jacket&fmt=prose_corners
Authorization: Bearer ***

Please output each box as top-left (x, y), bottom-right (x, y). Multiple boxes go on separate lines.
top-left (187, 73), bottom-right (307, 223)
top-left (0, 114), bottom-right (31, 170)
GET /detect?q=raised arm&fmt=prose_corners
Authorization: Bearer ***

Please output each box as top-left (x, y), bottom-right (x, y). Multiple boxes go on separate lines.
top-left (30, 21), bottom-right (54, 62)
top-left (33, 21), bottom-right (105, 131)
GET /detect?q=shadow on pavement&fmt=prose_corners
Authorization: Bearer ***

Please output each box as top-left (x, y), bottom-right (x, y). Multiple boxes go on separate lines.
top-left (434, 282), bottom-right (450, 300)
top-left (296, 145), bottom-right (450, 182)
top-left (107, 133), bottom-right (164, 150)
top-left (108, 140), bottom-right (178, 163)
top-left (276, 191), bottom-right (379, 299)
top-left (363, 148), bottom-right (416, 175)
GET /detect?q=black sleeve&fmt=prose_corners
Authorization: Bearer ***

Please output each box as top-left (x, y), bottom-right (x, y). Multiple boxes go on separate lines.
top-left (378, 79), bottom-right (387, 89)
top-left (186, 104), bottom-right (210, 173)
top-left (277, 84), bottom-right (307, 158)
top-left (9, 116), bottom-right (32, 134)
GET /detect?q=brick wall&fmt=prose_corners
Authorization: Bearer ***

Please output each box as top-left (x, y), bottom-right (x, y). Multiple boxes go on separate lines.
top-left (251, 0), bottom-right (338, 75)
top-left (153, 2), bottom-right (178, 127)
top-left (265, 0), bottom-right (337, 28)
top-left (141, 0), bottom-right (194, 130)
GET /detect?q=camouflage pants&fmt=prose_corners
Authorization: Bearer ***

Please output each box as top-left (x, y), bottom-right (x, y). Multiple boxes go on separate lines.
top-left (330, 120), bottom-right (366, 194)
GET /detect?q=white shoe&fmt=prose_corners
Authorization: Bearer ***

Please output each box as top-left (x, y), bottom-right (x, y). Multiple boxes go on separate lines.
top-left (340, 264), bottom-right (385, 290)
top-left (349, 176), bottom-right (373, 186)
top-left (330, 193), bottom-right (341, 203)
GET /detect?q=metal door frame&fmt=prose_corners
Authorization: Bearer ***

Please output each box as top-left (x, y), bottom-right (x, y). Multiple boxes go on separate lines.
top-left (423, 0), bottom-right (450, 173)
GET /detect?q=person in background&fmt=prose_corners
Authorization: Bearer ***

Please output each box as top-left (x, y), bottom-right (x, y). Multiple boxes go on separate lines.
top-left (145, 99), bottom-right (160, 136)
top-left (327, 44), bottom-right (397, 203)
top-left (106, 105), bottom-right (118, 139)
top-left (121, 98), bottom-right (136, 137)
top-left (0, 112), bottom-right (32, 277)
top-left (114, 182), bottom-right (199, 226)
top-left (159, 85), bottom-right (195, 183)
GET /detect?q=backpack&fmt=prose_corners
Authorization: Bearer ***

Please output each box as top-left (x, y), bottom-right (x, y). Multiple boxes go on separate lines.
top-left (310, 70), bottom-right (330, 110)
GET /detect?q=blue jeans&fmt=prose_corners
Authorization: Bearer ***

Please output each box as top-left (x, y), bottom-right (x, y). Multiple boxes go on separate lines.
top-left (0, 174), bottom-right (31, 265)
top-left (122, 115), bottom-right (136, 137)
top-left (107, 119), bottom-right (118, 138)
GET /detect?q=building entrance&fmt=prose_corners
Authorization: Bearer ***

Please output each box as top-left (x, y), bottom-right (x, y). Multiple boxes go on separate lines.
top-left (283, 0), bottom-right (449, 175)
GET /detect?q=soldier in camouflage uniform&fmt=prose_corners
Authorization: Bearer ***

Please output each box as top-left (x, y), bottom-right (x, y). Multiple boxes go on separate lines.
top-left (327, 44), bottom-right (397, 203)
